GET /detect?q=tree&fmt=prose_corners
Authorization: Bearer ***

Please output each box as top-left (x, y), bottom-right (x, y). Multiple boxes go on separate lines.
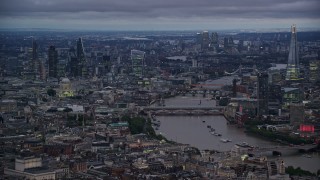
top-left (47, 88), bottom-right (56, 97)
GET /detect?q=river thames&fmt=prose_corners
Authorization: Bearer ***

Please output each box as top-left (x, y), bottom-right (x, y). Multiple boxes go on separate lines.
top-left (153, 76), bottom-right (320, 173)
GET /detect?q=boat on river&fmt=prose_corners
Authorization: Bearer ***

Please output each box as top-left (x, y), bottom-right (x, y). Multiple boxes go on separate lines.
top-left (302, 154), bottom-right (311, 158)
top-left (220, 138), bottom-right (232, 143)
top-left (236, 142), bottom-right (253, 148)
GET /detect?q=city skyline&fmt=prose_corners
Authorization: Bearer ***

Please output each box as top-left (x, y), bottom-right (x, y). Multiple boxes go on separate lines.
top-left (1, 0), bottom-right (320, 31)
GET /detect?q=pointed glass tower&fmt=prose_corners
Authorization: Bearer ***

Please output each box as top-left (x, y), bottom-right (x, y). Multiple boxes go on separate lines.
top-left (77, 38), bottom-right (88, 77)
top-left (286, 24), bottom-right (300, 80)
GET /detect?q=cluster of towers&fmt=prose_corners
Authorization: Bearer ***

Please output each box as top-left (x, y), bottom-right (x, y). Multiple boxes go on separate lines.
top-left (22, 40), bottom-right (46, 80)
top-left (25, 37), bottom-right (88, 80)
top-left (67, 38), bottom-right (88, 78)
top-left (196, 31), bottom-right (219, 50)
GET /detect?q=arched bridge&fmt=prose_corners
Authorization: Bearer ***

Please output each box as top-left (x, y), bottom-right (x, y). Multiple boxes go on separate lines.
top-left (143, 106), bottom-right (224, 116)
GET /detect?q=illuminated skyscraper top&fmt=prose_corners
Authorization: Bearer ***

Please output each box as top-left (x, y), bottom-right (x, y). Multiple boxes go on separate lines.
top-left (286, 24), bottom-right (300, 81)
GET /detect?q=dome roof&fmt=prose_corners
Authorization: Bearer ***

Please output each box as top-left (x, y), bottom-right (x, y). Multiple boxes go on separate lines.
top-left (61, 78), bottom-right (70, 83)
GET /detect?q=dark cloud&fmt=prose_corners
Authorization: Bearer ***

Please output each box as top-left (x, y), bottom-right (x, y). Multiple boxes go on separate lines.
top-left (0, 0), bottom-right (319, 30)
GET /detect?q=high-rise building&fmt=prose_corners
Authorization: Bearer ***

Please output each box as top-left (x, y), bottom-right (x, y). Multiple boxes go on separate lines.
top-left (131, 50), bottom-right (145, 78)
top-left (196, 33), bottom-right (202, 44)
top-left (309, 60), bottom-right (320, 83)
top-left (286, 25), bottom-right (300, 81)
top-left (289, 103), bottom-right (304, 127)
top-left (48, 45), bottom-right (58, 78)
top-left (201, 31), bottom-right (210, 50)
top-left (39, 59), bottom-right (46, 80)
top-left (224, 37), bottom-right (229, 49)
top-left (68, 47), bottom-right (78, 77)
top-left (77, 38), bottom-right (87, 77)
top-left (257, 72), bottom-right (269, 116)
top-left (211, 32), bottom-right (218, 45)
top-left (22, 39), bottom-right (38, 80)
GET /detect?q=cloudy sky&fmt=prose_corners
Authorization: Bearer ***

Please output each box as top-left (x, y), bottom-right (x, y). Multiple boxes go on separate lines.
top-left (0, 0), bottom-right (320, 31)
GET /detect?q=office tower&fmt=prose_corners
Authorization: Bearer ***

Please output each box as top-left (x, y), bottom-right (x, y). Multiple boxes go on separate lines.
top-left (257, 72), bottom-right (269, 116)
top-left (228, 37), bottom-right (234, 45)
top-left (48, 45), bottom-right (58, 78)
top-left (224, 37), bottom-right (229, 49)
top-left (23, 39), bottom-right (38, 80)
top-left (201, 31), bottom-right (210, 50)
top-left (39, 59), bottom-right (46, 80)
top-left (286, 25), bottom-right (300, 81)
top-left (289, 103), bottom-right (304, 127)
top-left (309, 60), bottom-right (320, 83)
top-left (211, 32), bottom-right (218, 45)
top-left (31, 39), bottom-right (38, 77)
top-left (268, 84), bottom-right (282, 115)
top-left (232, 79), bottom-right (237, 97)
top-left (57, 59), bottom-right (67, 77)
top-left (192, 59), bottom-right (198, 68)
top-left (77, 38), bottom-right (87, 77)
top-left (131, 50), bottom-right (145, 78)
top-left (238, 40), bottom-right (244, 52)
top-left (103, 55), bottom-right (111, 73)
top-left (196, 33), bottom-right (202, 44)
top-left (68, 47), bottom-right (78, 77)
top-left (5, 57), bottom-right (20, 76)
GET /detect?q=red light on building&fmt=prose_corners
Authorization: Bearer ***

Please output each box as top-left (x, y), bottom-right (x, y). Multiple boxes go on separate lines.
top-left (299, 124), bottom-right (314, 133)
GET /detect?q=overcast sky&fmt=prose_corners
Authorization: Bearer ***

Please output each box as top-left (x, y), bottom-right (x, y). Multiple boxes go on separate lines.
top-left (0, 0), bottom-right (320, 31)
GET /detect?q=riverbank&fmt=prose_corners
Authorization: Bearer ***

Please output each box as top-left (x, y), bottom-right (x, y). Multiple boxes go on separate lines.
top-left (245, 125), bottom-right (314, 145)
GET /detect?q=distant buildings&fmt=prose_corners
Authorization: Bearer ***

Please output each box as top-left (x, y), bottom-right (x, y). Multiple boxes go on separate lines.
top-left (4, 154), bottom-right (56, 179)
top-left (286, 25), bottom-right (300, 81)
top-left (131, 50), bottom-right (145, 78)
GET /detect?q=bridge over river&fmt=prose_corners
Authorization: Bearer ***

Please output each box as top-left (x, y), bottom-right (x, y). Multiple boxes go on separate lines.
top-left (249, 144), bottom-right (318, 156)
top-left (143, 106), bottom-right (224, 116)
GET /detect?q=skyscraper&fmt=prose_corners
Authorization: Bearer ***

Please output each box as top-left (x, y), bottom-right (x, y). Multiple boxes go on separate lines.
top-left (31, 39), bottom-right (39, 79)
top-left (211, 32), bottom-right (218, 45)
top-left (131, 50), bottom-right (145, 78)
top-left (224, 37), bottom-right (229, 49)
top-left (22, 39), bottom-right (38, 80)
top-left (201, 31), bottom-right (210, 50)
top-left (286, 25), bottom-right (300, 81)
top-left (68, 47), bottom-right (79, 77)
top-left (257, 72), bottom-right (269, 116)
top-left (77, 38), bottom-right (87, 77)
top-left (309, 60), bottom-right (320, 83)
top-left (48, 45), bottom-right (58, 78)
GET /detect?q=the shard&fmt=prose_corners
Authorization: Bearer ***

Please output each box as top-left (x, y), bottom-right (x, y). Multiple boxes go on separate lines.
top-left (77, 38), bottom-right (88, 77)
top-left (285, 24), bottom-right (300, 81)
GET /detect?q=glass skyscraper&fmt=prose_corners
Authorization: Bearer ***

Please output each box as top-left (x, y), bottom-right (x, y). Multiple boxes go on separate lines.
top-left (286, 25), bottom-right (300, 81)
top-left (131, 50), bottom-right (145, 78)
top-left (48, 45), bottom-right (58, 78)
top-left (77, 38), bottom-right (87, 77)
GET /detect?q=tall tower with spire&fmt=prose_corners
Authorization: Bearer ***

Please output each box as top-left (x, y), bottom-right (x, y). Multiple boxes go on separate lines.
top-left (285, 24), bottom-right (300, 81)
